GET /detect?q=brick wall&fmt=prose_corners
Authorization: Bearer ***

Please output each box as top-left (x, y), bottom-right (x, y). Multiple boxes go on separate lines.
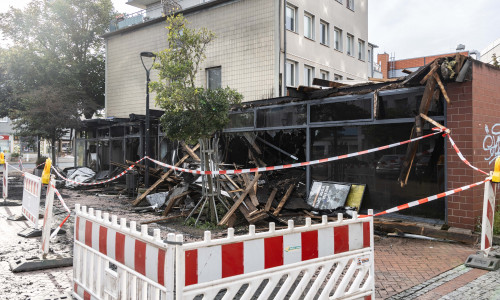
top-left (446, 60), bottom-right (500, 230)
top-left (377, 53), bottom-right (389, 79)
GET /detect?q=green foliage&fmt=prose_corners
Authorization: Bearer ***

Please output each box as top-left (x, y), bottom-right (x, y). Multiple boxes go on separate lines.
top-left (0, 0), bottom-right (115, 132)
top-left (494, 209), bottom-right (500, 235)
top-left (492, 53), bottom-right (500, 68)
top-left (151, 14), bottom-right (242, 144)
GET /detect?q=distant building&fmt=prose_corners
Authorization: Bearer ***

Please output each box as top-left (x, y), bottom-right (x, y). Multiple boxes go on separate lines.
top-left (377, 51), bottom-right (469, 79)
top-left (480, 38), bottom-right (500, 66)
top-left (104, 0), bottom-right (376, 118)
top-left (0, 117), bottom-right (14, 154)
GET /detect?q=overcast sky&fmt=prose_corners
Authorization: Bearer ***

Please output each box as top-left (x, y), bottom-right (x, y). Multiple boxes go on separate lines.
top-left (1, 0), bottom-right (499, 60)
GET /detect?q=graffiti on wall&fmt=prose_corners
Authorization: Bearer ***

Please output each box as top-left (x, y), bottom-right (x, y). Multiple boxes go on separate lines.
top-left (483, 124), bottom-right (500, 164)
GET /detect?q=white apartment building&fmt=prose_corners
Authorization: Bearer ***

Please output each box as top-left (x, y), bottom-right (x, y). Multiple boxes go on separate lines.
top-left (104, 0), bottom-right (374, 118)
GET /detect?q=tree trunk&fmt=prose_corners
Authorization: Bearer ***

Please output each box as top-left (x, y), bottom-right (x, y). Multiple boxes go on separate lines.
top-left (201, 137), bottom-right (217, 223)
top-left (51, 135), bottom-right (56, 164)
top-left (37, 136), bottom-right (41, 159)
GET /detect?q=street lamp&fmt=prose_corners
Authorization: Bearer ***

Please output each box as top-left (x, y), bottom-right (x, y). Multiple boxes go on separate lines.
top-left (140, 51), bottom-right (156, 188)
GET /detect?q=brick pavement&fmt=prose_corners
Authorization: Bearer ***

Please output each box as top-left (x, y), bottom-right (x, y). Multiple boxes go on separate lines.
top-left (374, 236), bottom-right (476, 299)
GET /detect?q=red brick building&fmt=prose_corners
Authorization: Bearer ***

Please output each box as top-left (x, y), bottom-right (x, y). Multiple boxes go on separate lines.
top-left (378, 51), bottom-right (469, 79)
top-left (446, 60), bottom-right (500, 229)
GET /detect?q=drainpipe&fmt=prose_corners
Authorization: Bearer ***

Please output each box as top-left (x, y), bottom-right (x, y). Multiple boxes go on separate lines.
top-left (283, 0), bottom-right (287, 97)
top-left (469, 50), bottom-right (481, 61)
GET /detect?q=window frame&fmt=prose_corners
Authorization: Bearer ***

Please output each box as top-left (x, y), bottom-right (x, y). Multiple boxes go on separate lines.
top-left (303, 12), bottom-right (314, 40)
top-left (206, 66), bottom-right (222, 89)
top-left (304, 65), bottom-right (314, 86)
top-left (346, 33), bottom-right (354, 56)
top-left (285, 4), bottom-right (297, 32)
top-left (334, 74), bottom-right (343, 81)
top-left (334, 27), bottom-right (343, 52)
top-left (347, 0), bottom-right (354, 11)
top-left (286, 59), bottom-right (298, 87)
top-left (319, 20), bottom-right (329, 46)
top-left (358, 39), bottom-right (365, 61)
top-left (320, 70), bottom-right (329, 81)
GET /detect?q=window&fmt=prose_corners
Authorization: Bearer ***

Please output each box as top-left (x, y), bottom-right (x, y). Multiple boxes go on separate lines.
top-left (358, 39), bottom-right (365, 60)
top-left (347, 0), bottom-right (354, 10)
top-left (285, 5), bottom-right (296, 32)
top-left (368, 49), bottom-right (372, 62)
top-left (304, 13), bottom-right (314, 39)
top-left (347, 77), bottom-right (354, 80)
top-left (320, 70), bottom-right (329, 80)
top-left (206, 67), bottom-right (221, 89)
top-left (286, 60), bottom-right (297, 87)
top-left (320, 20), bottom-right (329, 45)
top-left (304, 65), bottom-right (314, 86)
top-left (334, 74), bottom-right (343, 80)
top-left (334, 27), bottom-right (342, 51)
top-left (346, 34), bottom-right (354, 56)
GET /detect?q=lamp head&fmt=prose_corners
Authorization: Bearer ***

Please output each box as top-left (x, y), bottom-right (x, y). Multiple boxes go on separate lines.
top-left (140, 52), bottom-right (156, 58)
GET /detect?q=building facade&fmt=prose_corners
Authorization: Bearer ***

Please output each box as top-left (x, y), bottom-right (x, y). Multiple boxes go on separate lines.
top-left (104, 0), bottom-right (373, 118)
top-left (480, 37), bottom-right (500, 66)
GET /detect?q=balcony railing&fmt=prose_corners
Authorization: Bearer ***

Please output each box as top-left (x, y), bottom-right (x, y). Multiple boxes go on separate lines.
top-left (109, 5), bottom-right (164, 32)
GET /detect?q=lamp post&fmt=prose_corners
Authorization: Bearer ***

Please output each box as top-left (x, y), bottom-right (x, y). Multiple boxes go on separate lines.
top-left (140, 51), bottom-right (156, 188)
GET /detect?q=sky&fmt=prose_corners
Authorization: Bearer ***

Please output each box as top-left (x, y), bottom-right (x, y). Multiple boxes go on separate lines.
top-left (0, 0), bottom-right (499, 60)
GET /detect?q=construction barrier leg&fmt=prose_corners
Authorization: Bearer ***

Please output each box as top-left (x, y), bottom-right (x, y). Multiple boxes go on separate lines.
top-left (10, 175), bottom-right (72, 272)
top-left (0, 162), bottom-right (21, 207)
top-left (465, 180), bottom-right (500, 271)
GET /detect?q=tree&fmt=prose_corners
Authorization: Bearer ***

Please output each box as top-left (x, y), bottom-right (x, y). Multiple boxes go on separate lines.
top-left (150, 14), bottom-right (242, 144)
top-left (151, 14), bottom-right (242, 222)
top-left (492, 53), bottom-right (500, 68)
top-left (0, 0), bottom-right (114, 161)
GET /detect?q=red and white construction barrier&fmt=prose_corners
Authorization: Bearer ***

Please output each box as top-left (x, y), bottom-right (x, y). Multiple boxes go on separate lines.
top-left (41, 176), bottom-right (56, 255)
top-left (481, 180), bottom-right (496, 254)
top-left (21, 173), bottom-right (43, 229)
top-left (2, 162), bottom-right (7, 200)
top-left (49, 185), bottom-right (71, 239)
top-left (73, 205), bottom-right (375, 300)
top-left (73, 205), bottom-right (176, 300)
top-left (178, 213), bottom-right (374, 299)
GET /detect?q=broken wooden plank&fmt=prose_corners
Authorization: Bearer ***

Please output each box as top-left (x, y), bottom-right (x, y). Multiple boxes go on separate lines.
top-left (265, 188), bottom-right (278, 212)
top-left (140, 214), bottom-right (187, 225)
top-left (219, 174), bottom-right (261, 225)
top-left (220, 181), bottom-right (252, 219)
top-left (374, 220), bottom-right (479, 245)
top-left (432, 73), bottom-right (451, 104)
top-left (243, 133), bottom-right (262, 155)
top-left (162, 191), bottom-right (190, 216)
top-left (420, 113), bottom-right (448, 132)
top-left (132, 144), bottom-right (200, 206)
top-left (181, 141), bottom-right (200, 161)
top-left (419, 62), bottom-right (439, 85)
top-left (242, 174), bottom-right (260, 207)
top-left (273, 184), bottom-right (295, 216)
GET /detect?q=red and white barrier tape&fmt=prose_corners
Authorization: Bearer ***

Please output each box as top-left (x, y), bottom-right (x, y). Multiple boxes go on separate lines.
top-left (51, 157), bottom-right (147, 186)
top-left (147, 130), bottom-right (444, 175)
top-left (446, 134), bottom-right (489, 175)
top-left (50, 184), bottom-right (71, 239)
top-left (360, 177), bottom-right (491, 218)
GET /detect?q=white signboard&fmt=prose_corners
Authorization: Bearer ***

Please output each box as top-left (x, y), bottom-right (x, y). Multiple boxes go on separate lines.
top-left (21, 173), bottom-right (42, 229)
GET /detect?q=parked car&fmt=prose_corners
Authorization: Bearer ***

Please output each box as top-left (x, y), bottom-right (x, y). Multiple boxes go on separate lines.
top-left (375, 154), bottom-right (404, 177)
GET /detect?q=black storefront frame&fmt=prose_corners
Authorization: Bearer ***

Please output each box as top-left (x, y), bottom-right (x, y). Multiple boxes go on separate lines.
top-left (224, 86), bottom-right (444, 199)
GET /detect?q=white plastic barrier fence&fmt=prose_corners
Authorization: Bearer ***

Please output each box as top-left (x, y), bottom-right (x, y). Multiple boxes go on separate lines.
top-left (41, 176), bottom-right (56, 255)
top-left (176, 212), bottom-right (375, 300)
top-left (481, 180), bottom-right (497, 255)
top-left (73, 205), bottom-right (375, 300)
top-left (2, 162), bottom-right (7, 200)
top-left (21, 172), bottom-right (42, 228)
top-left (73, 204), bottom-right (176, 300)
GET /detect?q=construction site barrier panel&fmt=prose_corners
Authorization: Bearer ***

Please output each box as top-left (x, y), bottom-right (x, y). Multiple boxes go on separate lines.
top-left (2, 162), bottom-right (7, 200)
top-left (175, 212), bottom-right (375, 300)
top-left (481, 180), bottom-right (497, 254)
top-left (21, 172), bottom-right (42, 229)
top-left (73, 204), bottom-right (176, 300)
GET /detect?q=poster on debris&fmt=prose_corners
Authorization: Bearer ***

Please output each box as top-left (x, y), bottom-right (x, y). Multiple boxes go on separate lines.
top-left (307, 181), bottom-right (351, 210)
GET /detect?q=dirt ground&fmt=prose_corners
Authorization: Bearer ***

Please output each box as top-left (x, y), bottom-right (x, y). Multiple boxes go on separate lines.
top-left (0, 171), bottom-right (479, 299)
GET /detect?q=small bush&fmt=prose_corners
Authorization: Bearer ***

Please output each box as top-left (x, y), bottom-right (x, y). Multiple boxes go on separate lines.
top-left (494, 209), bottom-right (500, 236)
top-left (10, 152), bottom-right (20, 158)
